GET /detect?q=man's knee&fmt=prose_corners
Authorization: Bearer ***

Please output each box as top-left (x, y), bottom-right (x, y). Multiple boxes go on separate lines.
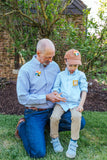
top-left (80, 116), bottom-right (86, 130)
top-left (30, 149), bottom-right (46, 158)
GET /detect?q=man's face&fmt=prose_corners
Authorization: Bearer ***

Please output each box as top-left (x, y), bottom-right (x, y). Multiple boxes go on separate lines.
top-left (66, 63), bottom-right (78, 74)
top-left (37, 49), bottom-right (55, 66)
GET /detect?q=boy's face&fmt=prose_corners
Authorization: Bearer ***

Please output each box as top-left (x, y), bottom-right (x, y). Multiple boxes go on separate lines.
top-left (66, 62), bottom-right (78, 74)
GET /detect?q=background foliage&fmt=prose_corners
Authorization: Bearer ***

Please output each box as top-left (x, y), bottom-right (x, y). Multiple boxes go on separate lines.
top-left (0, 0), bottom-right (107, 83)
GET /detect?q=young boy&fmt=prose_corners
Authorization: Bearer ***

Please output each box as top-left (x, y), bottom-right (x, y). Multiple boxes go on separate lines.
top-left (50, 49), bottom-right (88, 158)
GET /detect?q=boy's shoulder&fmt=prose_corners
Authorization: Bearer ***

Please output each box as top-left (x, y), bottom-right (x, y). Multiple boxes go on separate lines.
top-left (77, 70), bottom-right (84, 74)
top-left (77, 70), bottom-right (86, 77)
top-left (58, 70), bottom-right (66, 76)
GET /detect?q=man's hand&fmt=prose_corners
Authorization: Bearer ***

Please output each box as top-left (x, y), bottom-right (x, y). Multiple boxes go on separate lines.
top-left (46, 92), bottom-right (66, 103)
top-left (76, 106), bottom-right (84, 113)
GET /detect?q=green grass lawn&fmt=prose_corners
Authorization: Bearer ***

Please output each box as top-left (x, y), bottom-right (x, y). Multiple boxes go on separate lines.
top-left (0, 111), bottom-right (107, 160)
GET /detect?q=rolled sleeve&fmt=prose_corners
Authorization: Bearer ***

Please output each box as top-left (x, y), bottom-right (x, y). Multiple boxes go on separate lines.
top-left (52, 74), bottom-right (61, 93)
top-left (79, 73), bottom-right (88, 92)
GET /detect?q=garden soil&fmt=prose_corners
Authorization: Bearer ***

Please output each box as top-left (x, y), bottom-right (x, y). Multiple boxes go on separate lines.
top-left (0, 79), bottom-right (107, 115)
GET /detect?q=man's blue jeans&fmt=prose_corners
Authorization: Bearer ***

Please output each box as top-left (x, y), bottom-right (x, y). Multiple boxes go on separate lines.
top-left (18, 108), bottom-right (86, 158)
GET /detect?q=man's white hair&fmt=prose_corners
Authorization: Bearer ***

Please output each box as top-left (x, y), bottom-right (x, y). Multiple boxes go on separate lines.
top-left (37, 38), bottom-right (55, 54)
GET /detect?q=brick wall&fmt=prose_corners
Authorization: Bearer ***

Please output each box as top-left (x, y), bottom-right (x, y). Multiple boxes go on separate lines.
top-left (0, 30), bottom-right (17, 81)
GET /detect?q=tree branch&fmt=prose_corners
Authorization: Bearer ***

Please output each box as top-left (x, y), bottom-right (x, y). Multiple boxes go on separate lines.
top-left (50, 0), bottom-right (74, 28)
top-left (17, 9), bottom-right (40, 27)
top-left (3, 10), bottom-right (17, 16)
top-left (39, 0), bottom-right (49, 27)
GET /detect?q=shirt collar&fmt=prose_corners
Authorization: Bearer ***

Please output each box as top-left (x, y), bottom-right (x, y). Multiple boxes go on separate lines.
top-left (31, 54), bottom-right (51, 68)
top-left (32, 55), bottom-right (41, 65)
top-left (65, 68), bottom-right (78, 75)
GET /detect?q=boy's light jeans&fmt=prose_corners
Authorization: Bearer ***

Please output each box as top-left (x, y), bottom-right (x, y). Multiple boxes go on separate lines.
top-left (50, 104), bottom-right (82, 140)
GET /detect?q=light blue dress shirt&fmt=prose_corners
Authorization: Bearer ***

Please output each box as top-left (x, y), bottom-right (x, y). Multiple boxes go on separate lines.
top-left (53, 68), bottom-right (88, 111)
top-left (17, 55), bottom-right (60, 109)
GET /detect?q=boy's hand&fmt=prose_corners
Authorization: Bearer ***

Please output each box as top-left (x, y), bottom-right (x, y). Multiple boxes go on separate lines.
top-left (56, 92), bottom-right (62, 98)
top-left (76, 106), bottom-right (84, 112)
top-left (54, 92), bottom-right (66, 102)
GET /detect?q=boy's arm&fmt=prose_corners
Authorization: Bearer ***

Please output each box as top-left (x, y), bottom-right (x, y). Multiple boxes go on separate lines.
top-left (52, 74), bottom-right (66, 102)
top-left (76, 91), bottom-right (87, 112)
top-left (52, 73), bottom-right (61, 93)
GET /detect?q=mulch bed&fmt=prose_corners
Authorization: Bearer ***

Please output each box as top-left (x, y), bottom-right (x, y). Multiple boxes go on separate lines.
top-left (0, 79), bottom-right (107, 115)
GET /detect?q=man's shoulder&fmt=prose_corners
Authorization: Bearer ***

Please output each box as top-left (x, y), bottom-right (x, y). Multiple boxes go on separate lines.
top-left (51, 61), bottom-right (59, 66)
top-left (19, 60), bottom-right (31, 72)
top-left (51, 61), bottom-right (60, 70)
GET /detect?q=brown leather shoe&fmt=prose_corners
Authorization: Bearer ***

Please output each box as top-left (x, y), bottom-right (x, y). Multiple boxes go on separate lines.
top-left (15, 118), bottom-right (25, 139)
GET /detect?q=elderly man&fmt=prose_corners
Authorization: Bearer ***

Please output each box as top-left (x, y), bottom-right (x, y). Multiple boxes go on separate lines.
top-left (15, 38), bottom-right (86, 158)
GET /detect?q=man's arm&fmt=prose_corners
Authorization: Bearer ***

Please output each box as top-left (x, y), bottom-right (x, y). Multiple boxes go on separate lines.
top-left (17, 68), bottom-right (66, 105)
top-left (17, 70), bottom-right (46, 105)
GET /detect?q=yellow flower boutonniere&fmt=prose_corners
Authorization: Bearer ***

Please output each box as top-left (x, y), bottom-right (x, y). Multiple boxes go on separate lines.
top-left (35, 71), bottom-right (41, 76)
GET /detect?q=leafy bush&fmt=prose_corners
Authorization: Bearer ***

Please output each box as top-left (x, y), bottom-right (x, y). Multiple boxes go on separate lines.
top-left (0, 0), bottom-right (107, 83)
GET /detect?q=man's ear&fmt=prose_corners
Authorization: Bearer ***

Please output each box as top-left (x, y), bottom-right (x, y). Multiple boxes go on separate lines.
top-left (64, 58), bottom-right (67, 64)
top-left (37, 51), bottom-right (40, 57)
